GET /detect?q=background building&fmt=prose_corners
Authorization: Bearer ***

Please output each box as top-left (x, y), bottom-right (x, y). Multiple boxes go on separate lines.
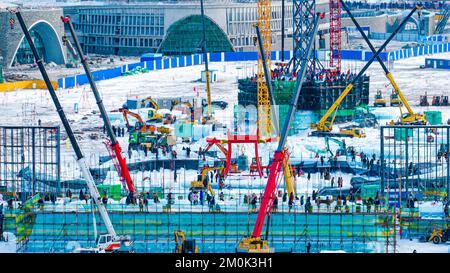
top-left (0, 5), bottom-right (65, 68)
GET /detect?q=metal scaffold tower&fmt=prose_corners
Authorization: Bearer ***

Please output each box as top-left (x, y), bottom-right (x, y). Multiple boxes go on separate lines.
top-left (289, 0), bottom-right (318, 77)
top-left (329, 0), bottom-right (342, 72)
top-left (257, 0), bottom-right (272, 138)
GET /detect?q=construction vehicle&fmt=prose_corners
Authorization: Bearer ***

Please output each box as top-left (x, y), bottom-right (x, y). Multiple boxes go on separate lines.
top-left (373, 90), bottom-right (387, 107)
top-left (340, 2), bottom-right (426, 126)
top-left (190, 166), bottom-right (224, 196)
top-left (163, 113), bottom-right (175, 125)
top-left (61, 16), bottom-right (136, 194)
top-left (325, 136), bottom-right (355, 157)
top-left (432, 96), bottom-right (441, 106)
top-left (237, 14), bottom-right (321, 253)
top-left (140, 96), bottom-right (163, 122)
top-left (339, 127), bottom-right (366, 138)
top-left (420, 94), bottom-right (429, 106)
top-left (390, 90), bottom-right (402, 106)
top-left (174, 230), bottom-right (198, 253)
top-left (421, 227), bottom-right (450, 244)
top-left (14, 9), bottom-right (131, 252)
top-left (200, 0), bottom-right (215, 125)
top-left (116, 108), bottom-right (171, 134)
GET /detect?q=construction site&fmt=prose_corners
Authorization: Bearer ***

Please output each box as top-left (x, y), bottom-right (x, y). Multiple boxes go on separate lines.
top-left (0, 0), bottom-right (449, 255)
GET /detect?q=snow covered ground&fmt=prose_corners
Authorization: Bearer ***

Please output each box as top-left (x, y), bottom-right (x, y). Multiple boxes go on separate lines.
top-left (1, 50), bottom-right (450, 252)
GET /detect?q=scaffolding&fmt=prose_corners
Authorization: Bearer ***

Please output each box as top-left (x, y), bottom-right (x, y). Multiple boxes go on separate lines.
top-left (0, 126), bottom-right (61, 202)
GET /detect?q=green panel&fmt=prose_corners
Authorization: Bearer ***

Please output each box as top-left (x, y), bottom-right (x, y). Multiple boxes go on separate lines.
top-left (424, 111), bottom-right (442, 125)
top-left (159, 15), bottom-right (234, 56)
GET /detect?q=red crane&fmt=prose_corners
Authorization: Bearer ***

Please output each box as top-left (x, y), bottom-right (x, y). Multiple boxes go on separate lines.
top-left (237, 13), bottom-right (324, 253)
top-left (329, 0), bottom-right (342, 72)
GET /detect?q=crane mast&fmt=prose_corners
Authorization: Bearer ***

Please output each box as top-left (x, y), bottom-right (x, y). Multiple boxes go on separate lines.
top-left (62, 16), bottom-right (136, 193)
top-left (257, 0), bottom-right (272, 139)
top-left (11, 8), bottom-right (120, 239)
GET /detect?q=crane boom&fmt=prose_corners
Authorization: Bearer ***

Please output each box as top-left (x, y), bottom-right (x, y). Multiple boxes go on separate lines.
top-left (200, 0), bottom-right (212, 119)
top-left (340, 1), bottom-right (426, 125)
top-left (62, 16), bottom-right (136, 193)
top-left (12, 9), bottom-right (117, 238)
top-left (312, 5), bottom-right (422, 132)
top-left (254, 16), bottom-right (320, 237)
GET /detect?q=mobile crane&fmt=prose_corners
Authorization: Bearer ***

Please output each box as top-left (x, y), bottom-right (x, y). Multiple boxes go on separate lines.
top-left (311, 4), bottom-right (424, 137)
top-left (12, 8), bottom-right (131, 252)
top-left (237, 13), bottom-right (323, 253)
top-left (61, 16), bottom-right (135, 194)
top-left (340, 1), bottom-right (427, 126)
top-left (200, 0), bottom-right (214, 125)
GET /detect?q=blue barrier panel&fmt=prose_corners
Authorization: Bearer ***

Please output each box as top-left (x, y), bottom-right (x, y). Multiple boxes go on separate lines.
top-left (193, 54), bottom-right (200, 65)
top-left (341, 50), bottom-right (362, 60)
top-left (58, 79), bottom-right (64, 89)
top-left (65, 77), bottom-right (75, 89)
top-left (210, 52), bottom-right (222, 62)
top-left (179, 56), bottom-right (185, 67)
top-left (156, 59), bottom-right (162, 69)
top-left (163, 58), bottom-right (170, 69)
top-left (146, 61), bottom-right (154, 71)
top-left (76, 74), bottom-right (88, 86)
top-left (186, 55), bottom-right (192, 66)
top-left (171, 57), bottom-right (177, 68)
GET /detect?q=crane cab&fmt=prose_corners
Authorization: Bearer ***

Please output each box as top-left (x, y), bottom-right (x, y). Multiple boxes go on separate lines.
top-left (237, 237), bottom-right (274, 253)
top-left (399, 113), bottom-right (427, 125)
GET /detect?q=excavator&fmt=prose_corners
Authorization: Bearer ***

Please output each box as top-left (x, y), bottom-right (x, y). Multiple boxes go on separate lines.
top-left (61, 16), bottom-right (136, 194)
top-left (140, 96), bottom-right (163, 122)
top-left (190, 165), bottom-right (224, 196)
top-left (237, 13), bottom-right (322, 253)
top-left (174, 230), bottom-right (198, 253)
top-left (340, 2), bottom-right (427, 126)
top-left (115, 108), bottom-right (171, 134)
top-left (311, 4), bottom-right (424, 138)
top-left (324, 136), bottom-right (355, 157)
top-left (373, 90), bottom-right (387, 107)
top-left (14, 9), bottom-right (132, 253)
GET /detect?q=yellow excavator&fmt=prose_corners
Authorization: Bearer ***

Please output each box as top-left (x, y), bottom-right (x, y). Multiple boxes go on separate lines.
top-left (174, 230), bottom-right (198, 253)
top-left (140, 96), bottom-right (163, 122)
top-left (190, 166), bottom-right (224, 196)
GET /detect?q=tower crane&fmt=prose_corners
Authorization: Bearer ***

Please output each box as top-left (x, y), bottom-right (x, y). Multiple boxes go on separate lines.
top-left (256, 0), bottom-right (273, 139)
top-left (61, 16), bottom-right (136, 194)
top-left (311, 4), bottom-right (424, 137)
top-left (12, 8), bottom-right (131, 252)
top-left (340, 1), bottom-right (427, 125)
top-left (237, 13), bottom-right (323, 253)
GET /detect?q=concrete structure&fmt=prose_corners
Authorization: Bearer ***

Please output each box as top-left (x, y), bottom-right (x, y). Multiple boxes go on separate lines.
top-left (0, 7), bottom-right (66, 68)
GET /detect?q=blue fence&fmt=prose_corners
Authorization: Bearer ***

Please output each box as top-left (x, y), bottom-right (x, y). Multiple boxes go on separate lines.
top-left (57, 42), bottom-right (450, 89)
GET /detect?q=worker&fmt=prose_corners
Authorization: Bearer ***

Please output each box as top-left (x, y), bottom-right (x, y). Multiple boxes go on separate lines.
top-left (272, 196), bottom-right (278, 212)
top-left (143, 197), bottom-right (149, 212)
top-left (38, 196), bottom-right (44, 209)
top-left (331, 177), bottom-right (335, 188)
top-left (444, 203), bottom-right (449, 218)
top-left (102, 195), bottom-right (108, 206)
top-left (288, 192), bottom-right (294, 212)
top-left (66, 189), bottom-right (72, 199)
top-left (79, 189), bottom-right (84, 201)
top-left (306, 242), bottom-right (311, 253)
top-left (139, 198), bottom-right (144, 212)
top-left (219, 192), bottom-right (225, 202)
top-left (186, 146), bottom-right (191, 157)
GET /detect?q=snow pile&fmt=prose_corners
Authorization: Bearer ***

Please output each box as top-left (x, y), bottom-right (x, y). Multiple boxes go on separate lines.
top-left (0, 233), bottom-right (17, 253)
top-left (419, 201), bottom-right (444, 218)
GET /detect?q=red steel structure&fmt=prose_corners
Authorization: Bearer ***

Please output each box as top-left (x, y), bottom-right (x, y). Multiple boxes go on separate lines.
top-left (329, 0), bottom-right (342, 72)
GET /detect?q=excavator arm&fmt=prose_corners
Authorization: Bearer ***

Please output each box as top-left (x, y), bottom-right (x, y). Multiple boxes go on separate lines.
top-left (312, 4), bottom-right (422, 133)
top-left (118, 108), bottom-right (147, 131)
top-left (142, 96), bottom-right (159, 110)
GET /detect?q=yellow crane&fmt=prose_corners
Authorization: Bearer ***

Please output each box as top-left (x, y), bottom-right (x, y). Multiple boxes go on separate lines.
top-left (311, 4), bottom-right (425, 137)
top-left (340, 1), bottom-right (426, 126)
top-left (257, 0), bottom-right (272, 139)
